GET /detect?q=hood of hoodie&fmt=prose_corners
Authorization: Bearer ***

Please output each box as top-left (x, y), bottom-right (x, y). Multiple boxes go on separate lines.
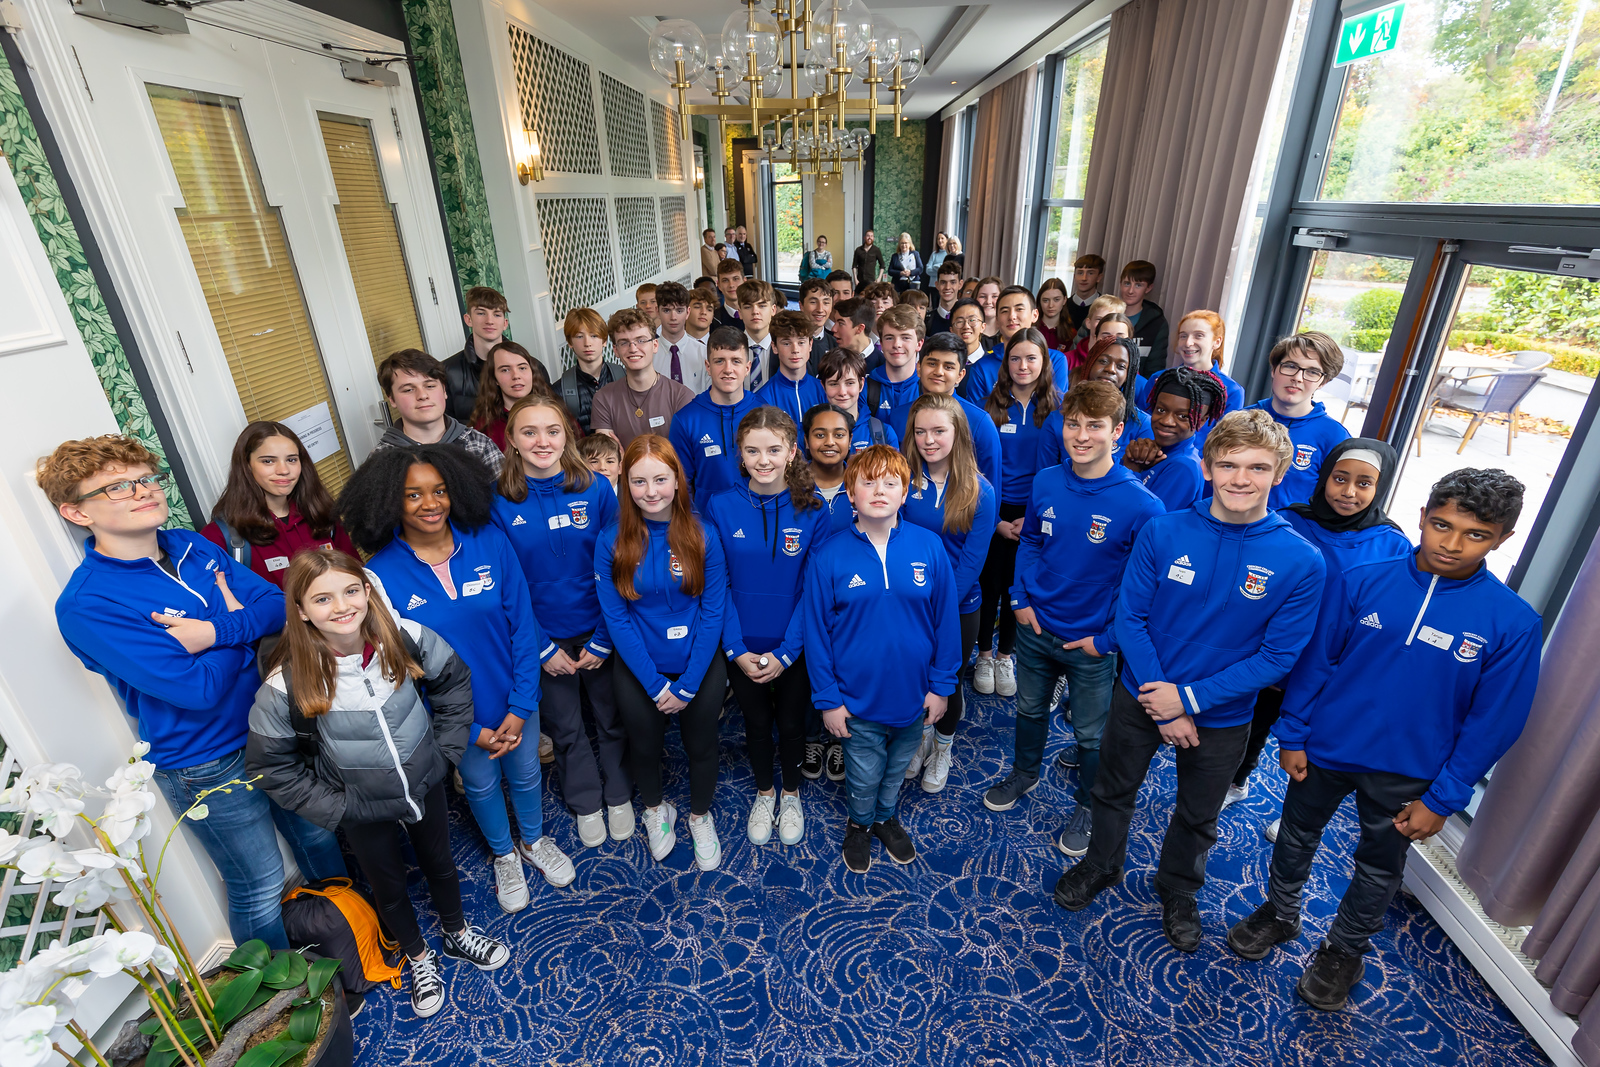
top-left (1063, 463), bottom-right (1145, 497)
top-left (1265, 400), bottom-right (1329, 428)
top-left (378, 416), bottom-right (471, 450)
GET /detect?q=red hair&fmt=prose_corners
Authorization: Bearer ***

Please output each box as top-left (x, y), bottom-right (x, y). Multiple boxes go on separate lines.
top-left (611, 435), bottom-right (706, 600)
top-left (1176, 309), bottom-right (1226, 367)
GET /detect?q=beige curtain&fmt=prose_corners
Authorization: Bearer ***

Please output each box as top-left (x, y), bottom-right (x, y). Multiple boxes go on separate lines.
top-left (1079, 0), bottom-right (1295, 351)
top-left (964, 66), bottom-right (1038, 281)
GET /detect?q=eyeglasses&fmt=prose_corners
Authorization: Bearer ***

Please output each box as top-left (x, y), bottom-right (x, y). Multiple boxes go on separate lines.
top-left (1275, 360), bottom-right (1326, 383)
top-left (74, 472), bottom-right (171, 504)
top-left (613, 337), bottom-right (654, 352)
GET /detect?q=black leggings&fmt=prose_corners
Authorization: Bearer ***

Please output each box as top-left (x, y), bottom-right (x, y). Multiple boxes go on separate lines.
top-left (341, 780), bottom-right (463, 958)
top-left (614, 653), bottom-right (728, 816)
top-left (939, 611), bottom-right (980, 737)
top-left (729, 653), bottom-right (811, 793)
top-left (976, 502), bottom-right (1027, 657)
top-left (1233, 687), bottom-right (1288, 789)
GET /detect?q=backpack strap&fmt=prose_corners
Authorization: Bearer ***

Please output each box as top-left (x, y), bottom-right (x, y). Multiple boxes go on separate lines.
top-left (868, 416), bottom-right (886, 446)
top-left (214, 517), bottom-right (251, 569)
top-left (865, 378), bottom-right (882, 418)
top-left (560, 366), bottom-right (581, 418)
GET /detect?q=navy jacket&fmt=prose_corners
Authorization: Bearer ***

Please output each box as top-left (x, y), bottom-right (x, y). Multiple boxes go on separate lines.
top-left (903, 473), bottom-right (998, 613)
top-left (491, 472), bottom-right (619, 652)
top-left (756, 372), bottom-right (827, 431)
top-left (705, 487), bottom-right (832, 667)
top-left (668, 391), bottom-right (766, 512)
top-left (1249, 399), bottom-right (1352, 510)
top-left (890, 391), bottom-right (1003, 502)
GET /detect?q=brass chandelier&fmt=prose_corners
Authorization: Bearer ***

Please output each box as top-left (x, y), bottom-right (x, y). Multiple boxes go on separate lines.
top-left (648, 0), bottom-right (924, 177)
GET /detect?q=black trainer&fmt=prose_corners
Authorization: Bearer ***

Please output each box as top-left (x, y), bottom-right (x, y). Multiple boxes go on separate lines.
top-left (871, 819), bottom-right (916, 864)
top-left (1158, 890), bottom-right (1203, 953)
top-left (1054, 804), bottom-right (1094, 857)
top-left (825, 741), bottom-right (846, 782)
top-left (982, 769), bottom-right (1039, 812)
top-left (1297, 940), bottom-right (1367, 1011)
top-left (842, 820), bottom-right (873, 873)
top-left (1227, 901), bottom-right (1302, 960)
top-left (801, 741), bottom-right (824, 780)
top-left (441, 924), bottom-right (510, 971)
top-left (1053, 862), bottom-right (1122, 911)
top-left (1054, 744), bottom-right (1080, 772)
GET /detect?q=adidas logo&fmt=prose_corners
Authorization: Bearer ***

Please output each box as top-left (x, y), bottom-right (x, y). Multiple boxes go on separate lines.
top-left (1042, 507), bottom-right (1056, 519)
top-left (847, 574), bottom-right (866, 589)
top-left (733, 529), bottom-right (745, 538)
top-left (406, 594), bottom-right (427, 610)
top-left (1360, 613), bottom-right (1382, 629)
top-left (511, 515), bottom-right (526, 526)
top-left (700, 433), bottom-right (714, 444)
top-left (1174, 555), bottom-right (1191, 566)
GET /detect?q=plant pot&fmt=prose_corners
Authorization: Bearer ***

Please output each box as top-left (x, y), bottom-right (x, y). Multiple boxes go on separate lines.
top-left (119, 968), bottom-right (352, 1067)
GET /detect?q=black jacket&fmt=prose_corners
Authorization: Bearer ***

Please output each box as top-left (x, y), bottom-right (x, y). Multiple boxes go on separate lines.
top-left (735, 240), bottom-right (758, 276)
top-left (440, 339), bottom-right (486, 424)
top-left (889, 250), bottom-right (925, 291)
top-left (1130, 301), bottom-right (1170, 379)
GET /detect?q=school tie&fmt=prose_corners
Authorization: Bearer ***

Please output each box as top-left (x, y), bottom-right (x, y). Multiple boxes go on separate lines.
top-left (749, 344), bottom-right (765, 390)
top-left (670, 344), bottom-right (682, 383)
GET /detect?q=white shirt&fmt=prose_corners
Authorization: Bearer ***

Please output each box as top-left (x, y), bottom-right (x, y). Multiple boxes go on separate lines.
top-left (745, 333), bottom-right (771, 391)
top-left (654, 331), bottom-right (711, 394)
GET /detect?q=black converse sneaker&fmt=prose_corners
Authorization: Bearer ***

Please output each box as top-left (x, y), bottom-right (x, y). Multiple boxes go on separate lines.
top-left (801, 741), bottom-right (824, 780)
top-left (825, 741), bottom-right (846, 782)
top-left (408, 949), bottom-right (445, 1018)
top-left (441, 925), bottom-right (510, 971)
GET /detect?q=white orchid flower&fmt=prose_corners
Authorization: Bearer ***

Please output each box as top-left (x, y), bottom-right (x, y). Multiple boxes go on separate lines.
top-left (14, 842), bottom-right (85, 884)
top-left (149, 944), bottom-right (178, 975)
top-left (84, 931), bottom-right (156, 978)
top-left (51, 868), bottom-right (133, 912)
top-left (0, 830), bottom-right (27, 865)
top-left (105, 761), bottom-right (156, 796)
top-left (96, 791), bottom-right (156, 848)
top-left (0, 1004), bottom-right (60, 1067)
top-left (131, 742), bottom-right (151, 759)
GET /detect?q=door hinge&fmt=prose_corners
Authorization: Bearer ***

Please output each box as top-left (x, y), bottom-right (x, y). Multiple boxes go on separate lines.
top-left (428, 277), bottom-right (438, 305)
top-left (175, 331), bottom-right (193, 373)
top-left (391, 108), bottom-right (402, 141)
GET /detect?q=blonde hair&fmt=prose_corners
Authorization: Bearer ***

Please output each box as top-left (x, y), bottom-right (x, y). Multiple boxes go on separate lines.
top-left (1202, 409), bottom-right (1292, 476)
top-left (1084, 295), bottom-right (1126, 325)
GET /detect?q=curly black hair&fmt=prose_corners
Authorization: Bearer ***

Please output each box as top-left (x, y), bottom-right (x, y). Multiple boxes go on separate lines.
top-left (1426, 467), bottom-right (1525, 531)
top-left (1147, 366), bottom-right (1228, 430)
top-left (338, 443), bottom-right (495, 554)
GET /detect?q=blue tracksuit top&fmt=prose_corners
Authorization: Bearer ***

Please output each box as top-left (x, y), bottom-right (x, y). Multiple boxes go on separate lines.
top-left (864, 366), bottom-right (923, 422)
top-left (1135, 434), bottom-right (1207, 512)
top-left (491, 472), bottom-right (619, 653)
top-left (757, 371), bottom-right (827, 430)
top-left (902, 473), bottom-right (998, 613)
top-left (814, 484), bottom-right (856, 537)
top-left (1012, 464), bottom-right (1165, 651)
top-left (1275, 552), bottom-right (1541, 816)
top-left (960, 347), bottom-right (1072, 407)
top-left (1190, 369), bottom-right (1247, 453)
top-left (1248, 399), bottom-right (1352, 510)
top-left (668, 390), bottom-right (767, 512)
top-left (803, 521), bottom-right (962, 727)
top-left (368, 522), bottom-right (544, 742)
top-left (1038, 406), bottom-right (1151, 469)
top-left (890, 391), bottom-right (1004, 502)
top-left (594, 517), bottom-right (728, 700)
top-left (991, 395), bottom-right (1053, 506)
top-left (56, 529), bottom-right (285, 770)
top-left (705, 486), bottom-right (831, 666)
top-left (1282, 511), bottom-right (1414, 599)
top-left (1115, 503), bottom-right (1325, 728)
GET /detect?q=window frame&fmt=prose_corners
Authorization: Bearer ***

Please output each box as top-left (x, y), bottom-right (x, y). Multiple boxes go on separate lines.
top-left (1026, 27), bottom-right (1110, 290)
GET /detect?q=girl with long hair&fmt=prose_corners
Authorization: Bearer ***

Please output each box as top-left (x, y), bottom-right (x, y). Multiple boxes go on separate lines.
top-left (1037, 277), bottom-right (1069, 354)
top-left (201, 422), bottom-right (357, 588)
top-left (491, 397), bottom-right (633, 849)
top-left (900, 394), bottom-right (997, 791)
top-left (595, 435), bottom-right (729, 870)
top-left (704, 408), bottom-right (827, 847)
top-left (470, 340), bottom-right (556, 451)
top-left (1041, 336), bottom-right (1152, 469)
top-left (247, 548), bottom-right (508, 1019)
top-left (974, 277), bottom-right (1004, 344)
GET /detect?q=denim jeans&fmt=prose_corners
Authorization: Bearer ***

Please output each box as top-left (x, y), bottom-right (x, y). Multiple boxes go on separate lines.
top-left (1013, 625), bottom-right (1117, 801)
top-left (457, 711), bottom-right (545, 857)
top-left (840, 716), bottom-right (924, 826)
top-left (154, 747), bottom-right (346, 950)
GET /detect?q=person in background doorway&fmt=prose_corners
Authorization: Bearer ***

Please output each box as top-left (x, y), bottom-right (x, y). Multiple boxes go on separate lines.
top-left (923, 232), bottom-right (949, 292)
top-left (852, 229), bottom-right (886, 288)
top-left (442, 285), bottom-right (510, 424)
top-left (556, 309), bottom-right (620, 436)
top-left (701, 228), bottom-right (722, 279)
top-left (890, 233), bottom-right (924, 294)
top-left (802, 235), bottom-right (834, 280)
top-left (735, 224), bottom-right (759, 278)
top-left (1119, 261), bottom-right (1169, 379)
top-left (373, 349), bottom-right (501, 475)
top-left (471, 340), bottom-right (556, 451)
top-left (943, 236), bottom-right (966, 277)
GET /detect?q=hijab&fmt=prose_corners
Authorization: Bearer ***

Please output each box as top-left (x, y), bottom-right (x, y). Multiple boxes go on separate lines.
top-left (1288, 437), bottom-right (1402, 533)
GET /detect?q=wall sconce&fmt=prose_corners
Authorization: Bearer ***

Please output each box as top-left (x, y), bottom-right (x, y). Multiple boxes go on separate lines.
top-left (517, 128), bottom-right (544, 184)
top-left (693, 162), bottom-right (705, 190)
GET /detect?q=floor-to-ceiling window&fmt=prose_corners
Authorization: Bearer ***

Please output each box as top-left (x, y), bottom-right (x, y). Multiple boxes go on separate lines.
top-left (1031, 31), bottom-right (1109, 285)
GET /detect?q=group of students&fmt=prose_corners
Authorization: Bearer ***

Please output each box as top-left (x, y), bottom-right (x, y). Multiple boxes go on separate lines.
top-left (40, 253), bottom-right (1541, 1023)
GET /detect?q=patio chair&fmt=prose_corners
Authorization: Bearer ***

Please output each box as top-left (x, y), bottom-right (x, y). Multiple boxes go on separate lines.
top-left (1442, 350), bottom-right (1552, 397)
top-left (1414, 370), bottom-right (1546, 457)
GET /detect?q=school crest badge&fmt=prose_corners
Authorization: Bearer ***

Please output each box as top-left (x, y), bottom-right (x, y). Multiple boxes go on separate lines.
top-left (1456, 632), bottom-right (1486, 663)
top-left (669, 552), bottom-right (684, 580)
top-left (1241, 564), bottom-right (1274, 600)
top-left (1087, 514), bottom-right (1111, 544)
top-left (474, 565), bottom-right (495, 591)
top-left (1293, 444), bottom-right (1317, 470)
top-left (568, 501), bottom-right (590, 528)
top-left (783, 529), bottom-right (802, 556)
top-left (911, 562), bottom-right (927, 586)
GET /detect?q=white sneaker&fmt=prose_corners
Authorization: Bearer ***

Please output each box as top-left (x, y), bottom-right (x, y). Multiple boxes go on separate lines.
top-left (995, 656), bottom-right (1017, 697)
top-left (921, 736), bottom-right (954, 794)
top-left (644, 802), bottom-right (677, 861)
top-left (973, 656), bottom-right (996, 694)
top-left (748, 793), bottom-right (777, 845)
top-left (906, 724), bottom-right (934, 779)
top-left (1221, 783), bottom-right (1249, 810)
top-left (575, 810), bottom-right (606, 848)
top-left (688, 811), bottom-right (722, 871)
top-left (452, 768), bottom-right (465, 795)
top-left (517, 836), bottom-right (575, 887)
top-left (777, 794), bottom-right (804, 845)
top-left (1263, 817), bottom-right (1281, 843)
top-left (608, 801), bottom-right (636, 842)
top-left (492, 852), bottom-right (528, 913)
top-left (538, 732), bottom-right (554, 764)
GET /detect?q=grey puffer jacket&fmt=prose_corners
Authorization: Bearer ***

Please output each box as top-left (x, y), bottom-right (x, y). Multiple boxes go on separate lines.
top-left (246, 620), bottom-right (473, 829)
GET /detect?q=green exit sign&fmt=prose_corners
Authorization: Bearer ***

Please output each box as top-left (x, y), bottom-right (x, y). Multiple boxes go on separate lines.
top-left (1335, 1), bottom-right (1405, 66)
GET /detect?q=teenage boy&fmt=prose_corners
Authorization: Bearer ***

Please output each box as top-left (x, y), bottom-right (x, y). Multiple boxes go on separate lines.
top-left (714, 260), bottom-right (745, 329)
top-left (687, 287), bottom-right (718, 344)
top-left (1247, 331), bottom-right (1350, 509)
top-left (701, 228), bottom-right (722, 278)
top-left (963, 287), bottom-right (1072, 402)
top-left (798, 278), bottom-right (838, 369)
top-left (556, 308), bottom-right (622, 435)
top-left (851, 230), bottom-right (886, 288)
top-left (374, 349), bottom-right (501, 473)
top-left (826, 269), bottom-right (855, 305)
top-left (804, 445), bottom-right (960, 872)
top-left (1065, 254), bottom-right (1106, 334)
top-left (1228, 467), bottom-right (1539, 1009)
top-left (735, 224), bottom-right (759, 278)
top-left (1120, 367), bottom-right (1229, 512)
top-left (898, 289), bottom-right (930, 326)
top-left (442, 285), bottom-right (510, 423)
top-left (887, 332), bottom-right (1004, 500)
top-left (983, 382), bottom-right (1166, 859)
top-left (669, 327), bottom-right (764, 512)
top-left (866, 305), bottom-right (926, 423)
top-left (818, 348), bottom-right (897, 453)
top-left (758, 310), bottom-right (827, 428)
top-left (589, 309), bottom-right (695, 448)
top-left (929, 261), bottom-right (964, 336)
top-left (1054, 410), bottom-right (1326, 954)
top-left (43, 436), bottom-right (345, 948)
top-left (861, 281), bottom-right (897, 330)
top-left (829, 297), bottom-right (885, 375)
top-left (1119, 261), bottom-right (1169, 379)
top-left (635, 283), bottom-right (659, 326)
top-left (653, 282), bottom-right (710, 394)
top-left (737, 279), bottom-right (779, 389)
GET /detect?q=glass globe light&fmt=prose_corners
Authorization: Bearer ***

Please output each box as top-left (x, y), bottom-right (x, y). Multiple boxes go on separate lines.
top-left (648, 19), bottom-right (709, 84)
top-left (852, 14), bottom-right (901, 79)
top-left (895, 27), bottom-right (924, 83)
top-left (721, 8), bottom-right (780, 72)
top-left (799, 47), bottom-right (832, 96)
top-left (816, 0), bottom-right (873, 61)
top-left (701, 33), bottom-right (738, 89)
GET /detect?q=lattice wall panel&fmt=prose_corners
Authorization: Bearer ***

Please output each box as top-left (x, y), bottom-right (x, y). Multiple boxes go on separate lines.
top-left (617, 196), bottom-right (661, 288)
top-left (537, 196), bottom-right (616, 318)
top-left (600, 74), bottom-right (652, 179)
top-left (652, 101), bottom-right (682, 181)
top-left (660, 195), bottom-right (690, 267)
top-left (507, 25), bottom-right (602, 175)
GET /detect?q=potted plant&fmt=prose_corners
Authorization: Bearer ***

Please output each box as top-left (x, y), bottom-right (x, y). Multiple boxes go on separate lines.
top-left (0, 745), bottom-right (353, 1067)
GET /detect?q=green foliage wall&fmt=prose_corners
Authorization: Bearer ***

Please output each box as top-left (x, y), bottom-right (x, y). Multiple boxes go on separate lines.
top-left (869, 119), bottom-right (924, 250)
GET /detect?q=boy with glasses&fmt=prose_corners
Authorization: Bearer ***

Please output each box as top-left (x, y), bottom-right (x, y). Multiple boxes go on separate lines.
top-left (1247, 332), bottom-right (1350, 509)
top-left (589, 309), bottom-right (694, 448)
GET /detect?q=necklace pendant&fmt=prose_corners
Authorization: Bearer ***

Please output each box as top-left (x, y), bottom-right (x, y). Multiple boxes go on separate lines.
top-left (635, 407), bottom-right (644, 417)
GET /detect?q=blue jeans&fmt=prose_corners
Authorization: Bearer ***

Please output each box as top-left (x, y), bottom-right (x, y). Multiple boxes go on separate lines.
top-left (154, 747), bottom-right (346, 950)
top-left (840, 716), bottom-right (924, 826)
top-left (1014, 625), bottom-right (1116, 802)
top-left (457, 713), bottom-right (544, 856)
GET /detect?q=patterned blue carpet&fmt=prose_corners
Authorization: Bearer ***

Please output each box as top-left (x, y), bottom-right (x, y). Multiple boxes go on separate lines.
top-left (348, 680), bottom-right (1551, 1066)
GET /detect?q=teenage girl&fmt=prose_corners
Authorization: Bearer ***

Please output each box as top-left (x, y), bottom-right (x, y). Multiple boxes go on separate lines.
top-left (801, 403), bottom-right (856, 783)
top-left (340, 443), bottom-right (574, 916)
top-left (471, 340), bottom-right (556, 451)
top-left (1037, 278), bottom-right (1069, 354)
top-left (1040, 337), bottom-right (1152, 468)
top-left (973, 328), bottom-right (1060, 699)
top-left (705, 408), bottom-right (830, 847)
top-left (974, 277), bottom-right (1003, 345)
top-left (1171, 310), bottom-right (1243, 422)
top-left (901, 393), bottom-right (997, 791)
top-left (491, 397), bottom-right (634, 848)
top-left (202, 422), bottom-right (357, 588)
top-left (248, 549), bottom-right (509, 1020)
top-left (595, 435), bottom-right (729, 871)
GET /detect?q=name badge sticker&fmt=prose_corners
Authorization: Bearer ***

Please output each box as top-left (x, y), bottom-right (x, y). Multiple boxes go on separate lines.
top-left (649, 416), bottom-right (667, 428)
top-left (1418, 625), bottom-right (1454, 651)
top-left (1041, 521), bottom-right (1053, 536)
top-left (264, 556), bottom-right (290, 573)
top-left (666, 625), bottom-right (689, 640)
top-left (461, 580), bottom-right (485, 597)
top-left (548, 514), bottom-right (572, 530)
top-left (704, 445), bottom-right (723, 457)
top-left (1167, 565), bottom-right (1195, 585)
top-left (1000, 423), bottom-right (1018, 434)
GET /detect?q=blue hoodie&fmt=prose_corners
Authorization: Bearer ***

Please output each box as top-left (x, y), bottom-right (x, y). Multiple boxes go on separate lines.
top-left (704, 487), bottom-right (832, 667)
top-left (1275, 553), bottom-right (1542, 816)
top-left (841, 401), bottom-right (899, 454)
top-left (1012, 464), bottom-right (1165, 650)
top-left (991, 396), bottom-right (1053, 506)
top-left (1282, 510), bottom-right (1413, 595)
top-left (757, 371), bottom-right (827, 430)
top-left (491, 472), bottom-right (619, 653)
top-left (864, 366), bottom-right (923, 423)
top-left (1248, 399), bottom-right (1353, 509)
top-left (56, 530), bottom-right (285, 769)
top-left (1136, 434), bottom-right (1207, 512)
top-left (367, 522), bottom-right (544, 742)
top-left (1038, 406), bottom-right (1151, 469)
top-left (594, 517), bottom-right (728, 700)
top-left (903, 473), bottom-right (998, 613)
top-left (803, 521), bottom-right (961, 727)
top-left (890, 391), bottom-right (1004, 502)
top-left (1115, 503), bottom-right (1325, 728)
top-left (668, 390), bottom-right (766, 511)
